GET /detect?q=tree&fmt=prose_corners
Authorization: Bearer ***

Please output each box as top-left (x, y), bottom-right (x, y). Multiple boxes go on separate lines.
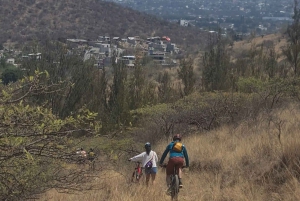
top-left (1, 67), bottom-right (23, 85)
top-left (108, 59), bottom-right (129, 127)
top-left (128, 59), bottom-right (146, 110)
top-left (0, 71), bottom-right (99, 200)
top-left (158, 71), bottom-right (173, 102)
top-left (202, 30), bottom-right (231, 91)
top-left (282, 0), bottom-right (300, 76)
top-left (177, 58), bottom-right (195, 96)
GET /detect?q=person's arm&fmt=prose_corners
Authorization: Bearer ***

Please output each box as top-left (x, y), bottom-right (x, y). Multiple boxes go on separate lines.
top-left (129, 152), bottom-right (144, 162)
top-left (183, 146), bottom-right (189, 167)
top-left (159, 145), bottom-right (170, 165)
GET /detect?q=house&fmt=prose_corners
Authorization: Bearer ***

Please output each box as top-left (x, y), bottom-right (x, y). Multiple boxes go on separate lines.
top-left (148, 51), bottom-right (165, 63)
top-left (6, 58), bottom-right (15, 65)
top-left (98, 36), bottom-right (110, 43)
top-left (148, 43), bottom-right (166, 52)
top-left (127, 37), bottom-right (137, 46)
top-left (28, 53), bottom-right (42, 60)
top-left (96, 57), bottom-right (112, 69)
top-left (179, 20), bottom-right (189, 27)
top-left (166, 43), bottom-right (177, 53)
top-left (120, 55), bottom-right (135, 68)
top-left (147, 37), bottom-right (161, 44)
top-left (66, 39), bottom-right (88, 48)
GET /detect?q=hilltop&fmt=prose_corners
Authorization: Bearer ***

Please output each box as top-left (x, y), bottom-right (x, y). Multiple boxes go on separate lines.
top-left (0, 0), bottom-right (208, 49)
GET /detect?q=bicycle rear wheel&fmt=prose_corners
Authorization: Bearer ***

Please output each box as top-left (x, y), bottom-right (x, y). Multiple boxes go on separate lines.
top-left (170, 175), bottom-right (179, 200)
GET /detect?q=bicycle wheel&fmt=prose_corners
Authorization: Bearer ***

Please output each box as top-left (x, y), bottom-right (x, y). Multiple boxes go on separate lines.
top-left (170, 175), bottom-right (179, 201)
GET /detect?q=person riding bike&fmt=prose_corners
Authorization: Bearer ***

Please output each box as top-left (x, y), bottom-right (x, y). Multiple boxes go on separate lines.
top-left (159, 134), bottom-right (189, 188)
top-left (129, 142), bottom-right (158, 186)
top-left (87, 148), bottom-right (95, 162)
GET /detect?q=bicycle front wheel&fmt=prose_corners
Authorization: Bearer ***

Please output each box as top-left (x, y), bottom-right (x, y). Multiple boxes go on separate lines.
top-left (170, 175), bottom-right (179, 200)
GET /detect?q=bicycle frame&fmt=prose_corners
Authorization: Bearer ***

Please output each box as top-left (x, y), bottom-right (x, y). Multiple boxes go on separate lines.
top-left (163, 164), bottom-right (185, 201)
top-left (131, 162), bottom-right (143, 182)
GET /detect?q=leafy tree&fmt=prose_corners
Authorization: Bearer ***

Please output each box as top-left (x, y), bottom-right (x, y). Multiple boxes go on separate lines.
top-left (0, 57), bottom-right (6, 69)
top-left (177, 58), bottom-right (195, 96)
top-left (158, 71), bottom-right (176, 102)
top-left (128, 60), bottom-right (146, 110)
top-left (108, 59), bottom-right (129, 127)
top-left (1, 67), bottom-right (23, 85)
top-left (202, 31), bottom-right (231, 91)
top-left (21, 41), bottom-right (103, 120)
top-left (0, 71), bottom-right (99, 200)
top-left (282, 0), bottom-right (300, 76)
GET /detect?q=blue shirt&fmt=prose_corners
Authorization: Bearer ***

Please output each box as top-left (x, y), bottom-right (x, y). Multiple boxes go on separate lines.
top-left (159, 141), bottom-right (189, 167)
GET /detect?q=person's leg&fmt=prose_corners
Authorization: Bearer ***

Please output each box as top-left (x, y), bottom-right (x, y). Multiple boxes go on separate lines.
top-left (166, 159), bottom-right (175, 187)
top-left (150, 167), bottom-right (157, 185)
top-left (150, 173), bottom-right (156, 185)
top-left (145, 173), bottom-right (151, 186)
top-left (174, 158), bottom-right (184, 187)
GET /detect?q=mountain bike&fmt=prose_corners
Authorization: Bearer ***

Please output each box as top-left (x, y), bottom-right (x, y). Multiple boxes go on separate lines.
top-left (162, 164), bottom-right (185, 201)
top-left (131, 162), bottom-right (143, 183)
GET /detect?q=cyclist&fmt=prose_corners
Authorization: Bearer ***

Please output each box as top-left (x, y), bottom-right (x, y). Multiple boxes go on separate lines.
top-left (87, 148), bottom-right (95, 162)
top-left (159, 134), bottom-right (189, 188)
top-left (129, 142), bottom-right (158, 186)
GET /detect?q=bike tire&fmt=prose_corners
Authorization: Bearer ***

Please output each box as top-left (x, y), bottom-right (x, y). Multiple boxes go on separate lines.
top-left (170, 175), bottom-right (179, 200)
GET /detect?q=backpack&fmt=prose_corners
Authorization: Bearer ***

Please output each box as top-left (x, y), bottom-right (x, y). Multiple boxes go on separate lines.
top-left (172, 141), bottom-right (183, 153)
top-left (88, 151), bottom-right (95, 158)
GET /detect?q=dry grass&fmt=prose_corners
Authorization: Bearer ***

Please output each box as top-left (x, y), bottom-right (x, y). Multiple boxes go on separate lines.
top-left (41, 104), bottom-right (300, 201)
top-left (230, 33), bottom-right (287, 62)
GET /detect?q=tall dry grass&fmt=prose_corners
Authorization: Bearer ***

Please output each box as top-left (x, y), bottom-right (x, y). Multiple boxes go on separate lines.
top-left (41, 105), bottom-right (300, 201)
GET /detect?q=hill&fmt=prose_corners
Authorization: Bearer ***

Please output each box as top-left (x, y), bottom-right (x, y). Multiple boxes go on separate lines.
top-left (0, 0), bottom-right (208, 49)
top-left (229, 33), bottom-right (288, 62)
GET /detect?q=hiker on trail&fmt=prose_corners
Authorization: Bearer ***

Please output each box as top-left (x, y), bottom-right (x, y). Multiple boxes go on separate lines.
top-left (159, 134), bottom-right (189, 188)
top-left (129, 142), bottom-right (158, 185)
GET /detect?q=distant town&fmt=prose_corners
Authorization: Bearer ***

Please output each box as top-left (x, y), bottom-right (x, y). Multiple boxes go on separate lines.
top-left (0, 35), bottom-right (181, 69)
top-left (107, 0), bottom-right (293, 36)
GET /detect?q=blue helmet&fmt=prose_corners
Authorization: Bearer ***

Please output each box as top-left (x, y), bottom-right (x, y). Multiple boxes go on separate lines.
top-left (145, 142), bottom-right (151, 149)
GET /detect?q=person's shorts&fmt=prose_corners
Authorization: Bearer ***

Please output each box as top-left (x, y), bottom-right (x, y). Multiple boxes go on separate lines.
top-left (144, 167), bottom-right (157, 174)
top-left (166, 157), bottom-right (184, 176)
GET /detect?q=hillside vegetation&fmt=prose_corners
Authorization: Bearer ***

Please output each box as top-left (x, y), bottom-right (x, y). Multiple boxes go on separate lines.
top-left (42, 100), bottom-right (300, 201)
top-left (3, 1), bottom-right (300, 201)
top-left (0, 0), bottom-right (207, 48)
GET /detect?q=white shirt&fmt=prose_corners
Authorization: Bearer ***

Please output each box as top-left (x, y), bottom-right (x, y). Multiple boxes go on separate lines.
top-left (130, 150), bottom-right (158, 168)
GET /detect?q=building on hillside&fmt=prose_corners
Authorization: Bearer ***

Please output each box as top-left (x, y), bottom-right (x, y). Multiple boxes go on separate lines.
top-left (98, 36), bottom-right (110, 43)
top-left (148, 51), bottom-right (166, 64)
top-left (179, 20), bottom-right (189, 27)
top-left (127, 37), bottom-right (137, 46)
top-left (119, 55), bottom-right (135, 68)
top-left (147, 37), bottom-right (161, 44)
top-left (6, 58), bottom-right (15, 65)
top-left (28, 53), bottom-right (42, 60)
top-left (66, 39), bottom-right (88, 48)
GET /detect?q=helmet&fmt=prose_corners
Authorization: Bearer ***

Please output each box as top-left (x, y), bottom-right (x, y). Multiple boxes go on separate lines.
top-left (144, 142), bottom-right (151, 149)
top-left (173, 134), bottom-right (182, 141)
top-left (145, 142), bottom-right (151, 149)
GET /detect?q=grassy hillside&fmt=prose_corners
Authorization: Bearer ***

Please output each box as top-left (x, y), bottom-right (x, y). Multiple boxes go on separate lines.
top-left (0, 0), bottom-right (208, 49)
top-left (229, 33), bottom-right (287, 62)
top-left (40, 102), bottom-right (300, 201)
